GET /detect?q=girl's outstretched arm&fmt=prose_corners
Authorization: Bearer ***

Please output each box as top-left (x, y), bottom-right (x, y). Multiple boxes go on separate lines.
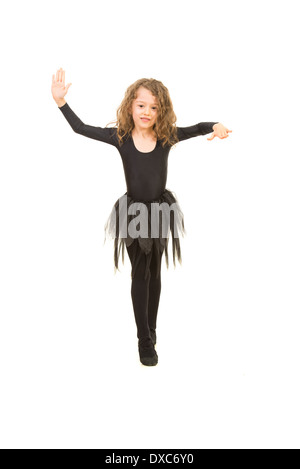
top-left (176, 122), bottom-right (219, 142)
top-left (57, 102), bottom-right (118, 146)
top-left (52, 68), bottom-right (117, 147)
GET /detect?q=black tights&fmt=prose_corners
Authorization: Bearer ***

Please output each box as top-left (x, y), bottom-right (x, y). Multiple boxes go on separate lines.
top-left (126, 240), bottom-right (163, 340)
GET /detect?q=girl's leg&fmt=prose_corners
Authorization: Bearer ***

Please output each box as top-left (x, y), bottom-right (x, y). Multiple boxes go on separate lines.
top-left (148, 247), bottom-right (163, 337)
top-left (126, 239), bottom-right (160, 366)
top-left (126, 240), bottom-right (151, 340)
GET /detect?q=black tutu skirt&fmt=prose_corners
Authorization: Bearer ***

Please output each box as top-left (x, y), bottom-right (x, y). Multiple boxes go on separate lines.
top-left (103, 188), bottom-right (186, 280)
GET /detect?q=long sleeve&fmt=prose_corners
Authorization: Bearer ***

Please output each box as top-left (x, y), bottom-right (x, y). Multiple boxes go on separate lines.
top-left (58, 102), bottom-right (118, 147)
top-left (176, 122), bottom-right (219, 142)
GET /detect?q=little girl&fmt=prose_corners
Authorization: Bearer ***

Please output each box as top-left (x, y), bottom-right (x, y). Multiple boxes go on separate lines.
top-left (51, 68), bottom-right (231, 367)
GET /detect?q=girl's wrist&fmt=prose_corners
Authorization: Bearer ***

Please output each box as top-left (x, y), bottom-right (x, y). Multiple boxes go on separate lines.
top-left (56, 98), bottom-right (66, 107)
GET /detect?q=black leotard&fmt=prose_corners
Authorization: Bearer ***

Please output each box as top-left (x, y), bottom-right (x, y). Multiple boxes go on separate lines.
top-left (58, 102), bottom-right (218, 202)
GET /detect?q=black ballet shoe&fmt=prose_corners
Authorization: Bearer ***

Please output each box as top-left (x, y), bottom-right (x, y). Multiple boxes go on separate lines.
top-left (138, 337), bottom-right (158, 366)
top-left (150, 329), bottom-right (157, 346)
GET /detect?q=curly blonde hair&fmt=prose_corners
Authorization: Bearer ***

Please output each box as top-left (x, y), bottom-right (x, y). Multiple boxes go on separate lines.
top-left (106, 78), bottom-right (179, 148)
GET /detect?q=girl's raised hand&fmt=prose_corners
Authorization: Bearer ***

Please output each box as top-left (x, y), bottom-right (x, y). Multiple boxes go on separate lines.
top-left (207, 123), bottom-right (232, 141)
top-left (51, 68), bottom-right (72, 101)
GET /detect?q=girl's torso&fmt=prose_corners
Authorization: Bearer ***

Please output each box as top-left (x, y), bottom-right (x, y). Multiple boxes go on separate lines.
top-left (118, 135), bottom-right (170, 202)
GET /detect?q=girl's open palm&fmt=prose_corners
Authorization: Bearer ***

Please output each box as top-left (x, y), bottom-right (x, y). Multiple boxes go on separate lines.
top-left (51, 68), bottom-right (72, 101)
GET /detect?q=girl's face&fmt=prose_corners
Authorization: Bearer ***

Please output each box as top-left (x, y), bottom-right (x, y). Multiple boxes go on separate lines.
top-left (131, 87), bottom-right (158, 131)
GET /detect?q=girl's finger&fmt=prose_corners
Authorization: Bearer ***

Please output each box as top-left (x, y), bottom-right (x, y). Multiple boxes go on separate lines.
top-left (63, 70), bottom-right (65, 83)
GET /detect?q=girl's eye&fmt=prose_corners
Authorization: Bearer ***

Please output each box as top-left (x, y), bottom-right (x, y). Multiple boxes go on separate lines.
top-left (138, 105), bottom-right (157, 110)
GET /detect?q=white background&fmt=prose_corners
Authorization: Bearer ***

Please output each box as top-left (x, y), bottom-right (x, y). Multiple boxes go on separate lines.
top-left (0, 0), bottom-right (299, 449)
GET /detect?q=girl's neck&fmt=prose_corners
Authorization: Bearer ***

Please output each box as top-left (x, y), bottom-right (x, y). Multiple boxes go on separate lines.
top-left (132, 127), bottom-right (156, 140)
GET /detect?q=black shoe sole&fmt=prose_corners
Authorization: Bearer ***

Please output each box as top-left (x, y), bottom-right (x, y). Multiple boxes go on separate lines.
top-left (140, 354), bottom-right (158, 366)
